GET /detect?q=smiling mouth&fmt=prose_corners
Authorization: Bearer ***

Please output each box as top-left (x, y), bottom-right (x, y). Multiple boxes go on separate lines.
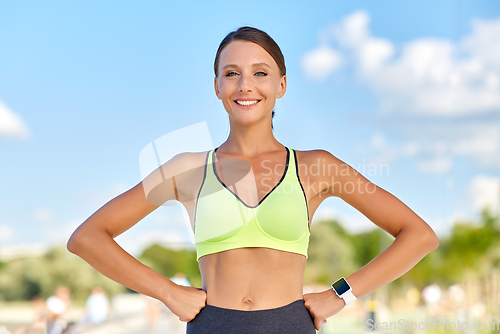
top-left (234, 100), bottom-right (261, 106)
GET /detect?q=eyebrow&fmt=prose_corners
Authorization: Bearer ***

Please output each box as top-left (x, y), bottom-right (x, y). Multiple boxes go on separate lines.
top-left (221, 62), bottom-right (271, 71)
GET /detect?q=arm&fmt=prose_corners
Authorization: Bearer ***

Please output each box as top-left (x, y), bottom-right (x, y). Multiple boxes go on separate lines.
top-left (67, 153), bottom-right (207, 319)
top-left (67, 180), bottom-right (173, 301)
top-left (329, 152), bottom-right (439, 298)
top-left (303, 150), bottom-right (439, 329)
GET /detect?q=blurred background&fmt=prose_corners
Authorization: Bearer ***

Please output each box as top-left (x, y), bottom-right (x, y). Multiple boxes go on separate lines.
top-left (1, 0), bottom-right (499, 333)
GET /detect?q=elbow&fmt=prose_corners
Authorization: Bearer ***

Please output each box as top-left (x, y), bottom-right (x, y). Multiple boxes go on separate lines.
top-left (421, 227), bottom-right (439, 253)
top-left (67, 227), bottom-right (92, 256)
top-left (67, 224), bottom-right (109, 256)
top-left (67, 231), bottom-right (81, 255)
top-left (430, 233), bottom-right (440, 251)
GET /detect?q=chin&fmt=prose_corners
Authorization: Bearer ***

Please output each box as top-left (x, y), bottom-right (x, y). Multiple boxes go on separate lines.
top-left (230, 116), bottom-right (263, 127)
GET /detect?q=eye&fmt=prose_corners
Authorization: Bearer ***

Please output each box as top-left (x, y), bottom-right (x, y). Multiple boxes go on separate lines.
top-left (256, 71), bottom-right (267, 76)
top-left (225, 71), bottom-right (238, 77)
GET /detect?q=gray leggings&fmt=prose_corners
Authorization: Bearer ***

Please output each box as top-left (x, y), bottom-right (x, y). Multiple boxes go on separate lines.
top-left (186, 299), bottom-right (317, 334)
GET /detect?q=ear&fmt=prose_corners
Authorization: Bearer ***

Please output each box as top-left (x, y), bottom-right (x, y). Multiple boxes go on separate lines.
top-left (277, 75), bottom-right (287, 99)
top-left (214, 76), bottom-right (221, 100)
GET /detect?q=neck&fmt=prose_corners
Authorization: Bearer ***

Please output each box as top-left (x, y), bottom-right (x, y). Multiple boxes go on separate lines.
top-left (220, 118), bottom-right (282, 158)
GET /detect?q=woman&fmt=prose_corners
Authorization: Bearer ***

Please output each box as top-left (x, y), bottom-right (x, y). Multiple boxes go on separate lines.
top-left (67, 26), bottom-right (439, 333)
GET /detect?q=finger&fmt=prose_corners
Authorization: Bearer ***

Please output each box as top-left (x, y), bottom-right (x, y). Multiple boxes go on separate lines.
top-left (314, 318), bottom-right (327, 331)
top-left (314, 318), bottom-right (321, 331)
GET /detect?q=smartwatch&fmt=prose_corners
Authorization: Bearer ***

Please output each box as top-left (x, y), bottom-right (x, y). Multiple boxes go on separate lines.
top-left (331, 277), bottom-right (357, 306)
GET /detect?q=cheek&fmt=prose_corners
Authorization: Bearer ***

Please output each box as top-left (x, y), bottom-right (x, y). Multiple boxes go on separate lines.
top-left (218, 81), bottom-right (235, 95)
top-left (261, 80), bottom-right (280, 96)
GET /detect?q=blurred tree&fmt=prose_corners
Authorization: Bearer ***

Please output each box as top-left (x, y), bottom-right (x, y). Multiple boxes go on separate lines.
top-left (347, 228), bottom-right (393, 267)
top-left (1, 208), bottom-right (498, 301)
top-left (305, 220), bottom-right (357, 285)
top-left (400, 205), bottom-right (500, 287)
top-left (138, 244), bottom-right (202, 287)
top-left (0, 246), bottom-right (124, 301)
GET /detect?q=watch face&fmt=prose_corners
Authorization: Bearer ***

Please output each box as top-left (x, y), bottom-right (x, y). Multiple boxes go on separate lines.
top-left (332, 278), bottom-right (351, 295)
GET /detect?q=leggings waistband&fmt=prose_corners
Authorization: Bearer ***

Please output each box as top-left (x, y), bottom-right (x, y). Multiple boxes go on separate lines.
top-left (203, 299), bottom-right (305, 313)
top-left (187, 298), bottom-right (317, 334)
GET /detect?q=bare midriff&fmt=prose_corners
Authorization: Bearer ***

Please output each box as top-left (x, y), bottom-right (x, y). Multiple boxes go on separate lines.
top-left (198, 246), bottom-right (307, 311)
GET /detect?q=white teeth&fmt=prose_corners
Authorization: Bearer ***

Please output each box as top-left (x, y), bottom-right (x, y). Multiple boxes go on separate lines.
top-left (235, 100), bottom-right (259, 106)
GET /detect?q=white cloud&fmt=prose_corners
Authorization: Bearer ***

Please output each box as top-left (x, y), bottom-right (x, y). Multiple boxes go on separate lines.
top-left (331, 10), bottom-right (370, 48)
top-left (360, 129), bottom-right (458, 174)
top-left (312, 204), bottom-right (374, 233)
top-left (371, 132), bottom-right (385, 150)
top-left (0, 224), bottom-right (15, 242)
top-left (34, 208), bottom-right (55, 223)
top-left (359, 15), bottom-right (500, 116)
top-left (332, 11), bottom-right (394, 72)
top-left (402, 142), bottom-right (420, 157)
top-left (358, 37), bottom-right (394, 73)
top-left (307, 12), bottom-right (500, 173)
top-left (367, 123), bottom-right (500, 173)
top-left (300, 45), bottom-right (342, 81)
top-left (363, 132), bottom-right (397, 167)
top-left (0, 99), bottom-right (30, 139)
top-left (468, 175), bottom-right (500, 213)
top-left (304, 11), bottom-right (500, 117)
top-left (452, 123), bottom-right (500, 168)
top-left (417, 156), bottom-right (453, 174)
top-left (461, 17), bottom-right (500, 72)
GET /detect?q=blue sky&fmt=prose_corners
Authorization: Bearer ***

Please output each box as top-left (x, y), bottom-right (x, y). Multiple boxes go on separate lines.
top-left (1, 0), bottom-right (500, 256)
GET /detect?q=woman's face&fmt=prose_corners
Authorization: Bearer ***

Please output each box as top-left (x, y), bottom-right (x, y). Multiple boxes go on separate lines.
top-left (214, 40), bottom-right (286, 127)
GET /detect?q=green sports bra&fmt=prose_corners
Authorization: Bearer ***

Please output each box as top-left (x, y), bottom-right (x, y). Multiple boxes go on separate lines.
top-left (194, 146), bottom-right (310, 262)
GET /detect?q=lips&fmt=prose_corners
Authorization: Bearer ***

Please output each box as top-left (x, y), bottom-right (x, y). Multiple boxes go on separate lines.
top-left (234, 99), bottom-right (261, 107)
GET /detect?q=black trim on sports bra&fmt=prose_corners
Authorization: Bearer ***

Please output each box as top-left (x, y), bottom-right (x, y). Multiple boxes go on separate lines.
top-left (193, 149), bottom-right (211, 233)
top-left (212, 146), bottom-right (290, 209)
top-left (293, 149), bottom-right (311, 232)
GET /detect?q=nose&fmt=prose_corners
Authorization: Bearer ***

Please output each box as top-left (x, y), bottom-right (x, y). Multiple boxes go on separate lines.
top-left (238, 73), bottom-right (253, 92)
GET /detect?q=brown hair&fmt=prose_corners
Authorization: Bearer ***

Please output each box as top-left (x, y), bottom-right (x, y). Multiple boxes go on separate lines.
top-left (214, 26), bottom-right (286, 131)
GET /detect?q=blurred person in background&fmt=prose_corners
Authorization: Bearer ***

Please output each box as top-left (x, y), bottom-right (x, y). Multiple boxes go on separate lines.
top-left (170, 272), bottom-right (191, 287)
top-left (46, 286), bottom-right (71, 334)
top-left (144, 294), bottom-right (162, 334)
top-left (32, 296), bottom-right (47, 333)
top-left (84, 286), bottom-right (110, 325)
top-left (11, 296), bottom-right (47, 334)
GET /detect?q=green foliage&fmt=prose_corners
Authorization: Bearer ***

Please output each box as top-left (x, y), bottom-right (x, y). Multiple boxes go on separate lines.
top-left (305, 220), bottom-right (394, 286)
top-left (139, 244), bottom-right (201, 287)
top-left (1, 207), bottom-right (498, 301)
top-left (401, 248), bottom-right (444, 288)
top-left (310, 207), bottom-right (500, 289)
top-left (400, 207), bottom-right (500, 287)
top-left (0, 246), bottom-right (124, 302)
top-left (346, 228), bottom-right (394, 267)
top-left (305, 220), bottom-right (357, 285)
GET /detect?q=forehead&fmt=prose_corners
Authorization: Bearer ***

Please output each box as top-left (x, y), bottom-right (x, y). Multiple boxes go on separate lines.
top-left (219, 40), bottom-right (277, 68)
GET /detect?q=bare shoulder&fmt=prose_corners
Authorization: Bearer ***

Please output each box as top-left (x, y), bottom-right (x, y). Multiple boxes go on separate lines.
top-left (294, 148), bottom-right (363, 198)
top-left (163, 149), bottom-right (212, 201)
top-left (294, 148), bottom-right (348, 173)
top-left (163, 150), bottom-right (210, 170)
top-left (140, 149), bottom-right (209, 205)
